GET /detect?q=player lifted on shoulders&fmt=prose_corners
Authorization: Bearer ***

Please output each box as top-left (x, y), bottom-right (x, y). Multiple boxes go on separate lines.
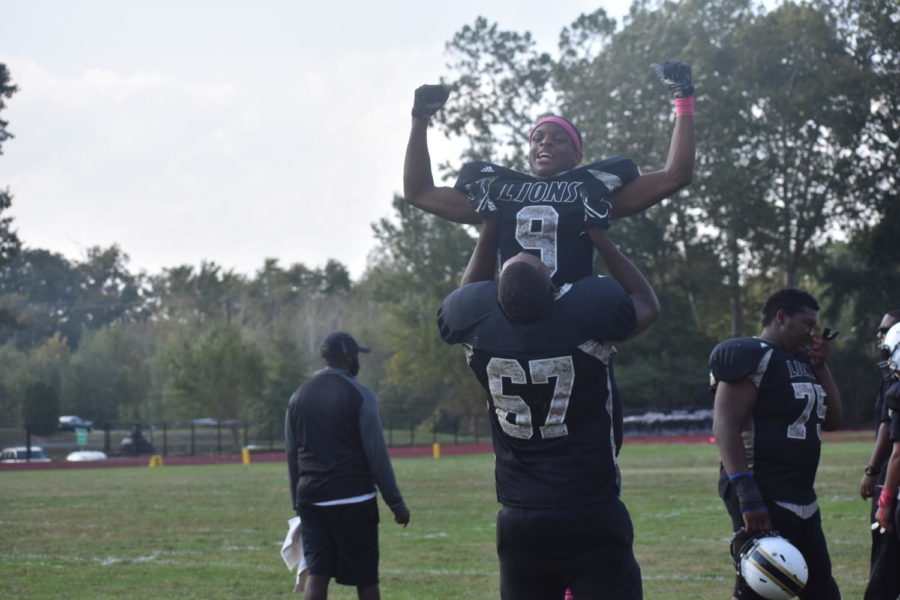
top-left (404, 61), bottom-right (695, 286)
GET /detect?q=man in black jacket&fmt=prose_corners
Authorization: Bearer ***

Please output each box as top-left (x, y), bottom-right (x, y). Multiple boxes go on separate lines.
top-left (285, 331), bottom-right (410, 600)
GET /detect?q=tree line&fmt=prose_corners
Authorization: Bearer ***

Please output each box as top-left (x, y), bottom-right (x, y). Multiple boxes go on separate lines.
top-left (1, 0), bottom-right (897, 436)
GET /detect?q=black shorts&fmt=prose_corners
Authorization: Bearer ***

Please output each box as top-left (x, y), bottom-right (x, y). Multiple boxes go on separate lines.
top-left (722, 490), bottom-right (839, 600)
top-left (496, 497), bottom-right (642, 600)
top-left (297, 498), bottom-right (380, 587)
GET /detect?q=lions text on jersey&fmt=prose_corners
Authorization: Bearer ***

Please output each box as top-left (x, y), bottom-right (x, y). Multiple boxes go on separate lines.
top-left (454, 158), bottom-right (639, 287)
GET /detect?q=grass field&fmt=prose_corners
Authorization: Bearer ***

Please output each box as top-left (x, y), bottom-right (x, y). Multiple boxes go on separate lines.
top-left (0, 439), bottom-right (876, 599)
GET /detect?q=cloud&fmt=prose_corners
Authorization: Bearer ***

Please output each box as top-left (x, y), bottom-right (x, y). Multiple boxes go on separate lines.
top-left (2, 44), bottom-right (460, 278)
top-left (3, 0), bottom-right (622, 279)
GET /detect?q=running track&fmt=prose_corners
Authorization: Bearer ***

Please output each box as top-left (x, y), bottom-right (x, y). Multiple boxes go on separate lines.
top-left (0, 431), bottom-right (871, 472)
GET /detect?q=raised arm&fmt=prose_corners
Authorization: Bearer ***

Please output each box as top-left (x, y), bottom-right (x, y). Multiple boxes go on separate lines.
top-left (461, 218), bottom-right (500, 286)
top-left (610, 62), bottom-right (695, 219)
top-left (586, 228), bottom-right (659, 336)
top-left (809, 332), bottom-right (843, 431)
top-left (403, 85), bottom-right (480, 224)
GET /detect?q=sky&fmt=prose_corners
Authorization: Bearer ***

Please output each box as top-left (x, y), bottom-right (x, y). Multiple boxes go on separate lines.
top-left (0, 0), bottom-right (633, 280)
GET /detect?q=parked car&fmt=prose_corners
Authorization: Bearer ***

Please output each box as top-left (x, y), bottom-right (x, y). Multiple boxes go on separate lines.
top-left (58, 415), bottom-right (94, 432)
top-left (66, 450), bottom-right (108, 462)
top-left (0, 446), bottom-right (52, 463)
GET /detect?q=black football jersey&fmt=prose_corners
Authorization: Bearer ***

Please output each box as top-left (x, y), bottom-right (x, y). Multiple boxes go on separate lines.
top-left (886, 380), bottom-right (900, 442)
top-left (438, 275), bottom-right (636, 508)
top-left (454, 158), bottom-right (640, 287)
top-left (710, 337), bottom-right (829, 505)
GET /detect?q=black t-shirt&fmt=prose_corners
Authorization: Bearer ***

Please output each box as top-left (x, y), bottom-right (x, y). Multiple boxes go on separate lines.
top-left (438, 275), bottom-right (636, 508)
top-left (709, 337), bottom-right (829, 505)
top-left (454, 158), bottom-right (639, 287)
top-left (284, 368), bottom-right (405, 512)
top-left (886, 379), bottom-right (900, 442)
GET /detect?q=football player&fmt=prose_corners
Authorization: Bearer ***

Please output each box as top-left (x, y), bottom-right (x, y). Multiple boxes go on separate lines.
top-left (862, 310), bottom-right (900, 600)
top-left (871, 322), bottom-right (900, 599)
top-left (710, 288), bottom-right (842, 600)
top-left (404, 61), bottom-right (694, 287)
top-left (437, 217), bottom-right (659, 600)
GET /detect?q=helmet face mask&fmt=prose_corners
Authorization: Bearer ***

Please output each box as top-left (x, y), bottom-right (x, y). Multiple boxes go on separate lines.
top-left (880, 323), bottom-right (900, 374)
top-left (735, 532), bottom-right (808, 599)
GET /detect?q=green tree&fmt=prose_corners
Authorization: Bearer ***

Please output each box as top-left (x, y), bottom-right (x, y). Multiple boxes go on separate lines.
top-left (27, 333), bottom-right (70, 395)
top-left (0, 245), bottom-right (146, 349)
top-left (0, 63), bottom-right (21, 330)
top-left (162, 323), bottom-right (264, 422)
top-left (0, 342), bottom-right (28, 425)
top-left (440, 16), bottom-right (555, 169)
top-left (253, 332), bottom-right (306, 427)
top-left (77, 245), bottom-right (144, 327)
top-left (147, 262), bottom-right (245, 326)
top-left (731, 2), bottom-right (871, 287)
top-left (367, 197), bottom-right (483, 424)
top-left (61, 325), bottom-right (152, 426)
top-left (23, 381), bottom-right (60, 436)
top-left (818, 0), bottom-right (900, 323)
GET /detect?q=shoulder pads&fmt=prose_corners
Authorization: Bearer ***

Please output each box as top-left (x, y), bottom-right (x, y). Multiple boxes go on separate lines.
top-left (709, 338), bottom-right (774, 386)
top-left (437, 282), bottom-right (498, 344)
top-left (579, 157), bottom-right (640, 190)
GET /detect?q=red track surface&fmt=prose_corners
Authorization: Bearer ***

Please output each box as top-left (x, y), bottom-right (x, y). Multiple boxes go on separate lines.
top-left (0, 431), bottom-right (871, 472)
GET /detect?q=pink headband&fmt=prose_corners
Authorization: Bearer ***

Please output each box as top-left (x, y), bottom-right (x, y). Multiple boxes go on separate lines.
top-left (529, 116), bottom-right (582, 152)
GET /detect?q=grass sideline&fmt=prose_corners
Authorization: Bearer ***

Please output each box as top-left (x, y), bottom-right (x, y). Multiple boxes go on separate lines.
top-left (0, 440), bottom-right (875, 599)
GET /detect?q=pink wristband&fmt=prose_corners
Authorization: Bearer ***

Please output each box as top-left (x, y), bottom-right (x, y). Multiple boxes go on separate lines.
top-left (675, 96), bottom-right (694, 116)
top-left (878, 487), bottom-right (895, 508)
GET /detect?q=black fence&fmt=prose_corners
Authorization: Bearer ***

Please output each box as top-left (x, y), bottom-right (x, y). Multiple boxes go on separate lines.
top-left (0, 409), bottom-right (713, 462)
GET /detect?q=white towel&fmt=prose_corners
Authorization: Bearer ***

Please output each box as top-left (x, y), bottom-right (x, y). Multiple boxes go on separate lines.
top-left (281, 516), bottom-right (308, 593)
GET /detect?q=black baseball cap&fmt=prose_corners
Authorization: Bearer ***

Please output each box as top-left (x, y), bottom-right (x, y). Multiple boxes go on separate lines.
top-left (320, 332), bottom-right (370, 358)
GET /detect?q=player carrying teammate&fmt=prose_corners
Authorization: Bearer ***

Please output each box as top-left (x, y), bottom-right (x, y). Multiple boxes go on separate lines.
top-left (438, 217), bottom-right (658, 599)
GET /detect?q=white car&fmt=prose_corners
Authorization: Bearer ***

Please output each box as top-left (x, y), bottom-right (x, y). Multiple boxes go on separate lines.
top-left (0, 446), bottom-right (52, 463)
top-left (66, 450), bottom-right (108, 462)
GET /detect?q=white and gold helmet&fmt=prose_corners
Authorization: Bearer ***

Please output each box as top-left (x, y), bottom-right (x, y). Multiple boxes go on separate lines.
top-left (737, 532), bottom-right (808, 599)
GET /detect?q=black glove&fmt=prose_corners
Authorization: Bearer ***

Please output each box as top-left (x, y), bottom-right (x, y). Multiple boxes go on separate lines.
top-left (651, 61), bottom-right (694, 98)
top-left (412, 84), bottom-right (449, 119)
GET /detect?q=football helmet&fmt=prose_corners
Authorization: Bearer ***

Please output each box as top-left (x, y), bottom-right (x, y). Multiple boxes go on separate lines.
top-left (880, 323), bottom-right (900, 373)
top-left (733, 531), bottom-right (808, 599)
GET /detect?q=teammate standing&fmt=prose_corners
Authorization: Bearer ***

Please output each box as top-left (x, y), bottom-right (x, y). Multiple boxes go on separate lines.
top-left (437, 217), bottom-right (659, 599)
top-left (285, 332), bottom-right (410, 600)
top-left (710, 289), bottom-right (842, 600)
top-left (865, 323), bottom-right (900, 600)
top-left (404, 61), bottom-right (695, 286)
top-left (862, 310), bottom-right (900, 600)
